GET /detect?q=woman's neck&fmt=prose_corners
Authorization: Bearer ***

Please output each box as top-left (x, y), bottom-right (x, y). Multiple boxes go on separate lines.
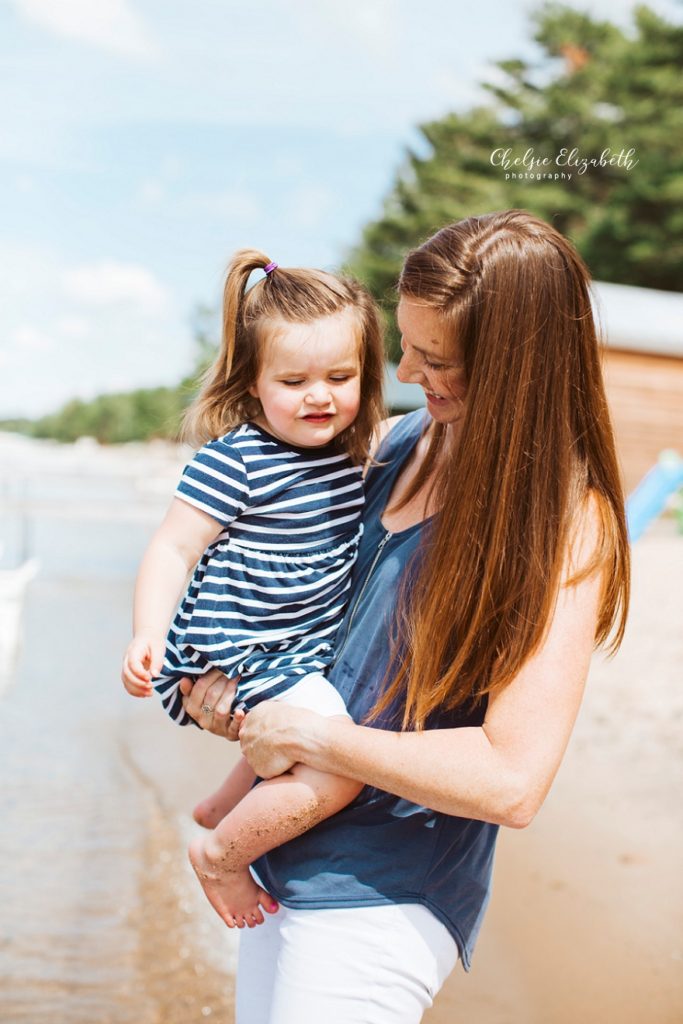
top-left (381, 417), bottom-right (461, 533)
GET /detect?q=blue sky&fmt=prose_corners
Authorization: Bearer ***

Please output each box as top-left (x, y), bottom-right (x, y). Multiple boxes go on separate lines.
top-left (2, 0), bottom-right (681, 417)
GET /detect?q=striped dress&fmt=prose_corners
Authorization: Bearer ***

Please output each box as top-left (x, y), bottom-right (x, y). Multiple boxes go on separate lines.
top-left (154, 421), bottom-right (364, 725)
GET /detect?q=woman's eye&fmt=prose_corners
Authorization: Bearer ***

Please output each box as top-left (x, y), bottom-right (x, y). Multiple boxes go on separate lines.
top-left (424, 359), bottom-right (445, 371)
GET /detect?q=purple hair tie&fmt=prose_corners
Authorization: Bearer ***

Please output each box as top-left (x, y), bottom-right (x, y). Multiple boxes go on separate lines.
top-left (264, 261), bottom-right (278, 276)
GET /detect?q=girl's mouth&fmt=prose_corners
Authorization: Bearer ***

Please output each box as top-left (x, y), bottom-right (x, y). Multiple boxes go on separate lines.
top-left (303, 413), bottom-right (333, 423)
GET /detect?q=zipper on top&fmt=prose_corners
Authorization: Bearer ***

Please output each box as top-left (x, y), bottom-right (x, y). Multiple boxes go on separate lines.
top-left (332, 530), bottom-right (392, 668)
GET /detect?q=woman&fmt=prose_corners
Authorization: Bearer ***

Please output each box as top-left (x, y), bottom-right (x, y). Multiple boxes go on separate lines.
top-left (180, 209), bottom-right (630, 1023)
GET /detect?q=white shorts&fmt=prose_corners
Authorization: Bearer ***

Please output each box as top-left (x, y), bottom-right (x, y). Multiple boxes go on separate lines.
top-left (236, 899), bottom-right (458, 1024)
top-left (272, 672), bottom-right (350, 719)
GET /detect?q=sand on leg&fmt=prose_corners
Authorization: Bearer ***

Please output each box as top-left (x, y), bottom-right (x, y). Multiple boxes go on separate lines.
top-left (188, 759), bottom-right (362, 929)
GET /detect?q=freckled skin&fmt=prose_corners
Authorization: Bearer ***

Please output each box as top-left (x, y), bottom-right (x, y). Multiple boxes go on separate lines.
top-left (188, 763), bottom-right (357, 929)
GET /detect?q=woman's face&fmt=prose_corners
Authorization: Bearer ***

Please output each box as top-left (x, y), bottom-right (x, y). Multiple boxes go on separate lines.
top-left (395, 298), bottom-right (468, 425)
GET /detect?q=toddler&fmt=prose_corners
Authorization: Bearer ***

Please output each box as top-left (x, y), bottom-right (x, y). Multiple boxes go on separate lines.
top-left (121, 249), bottom-right (385, 928)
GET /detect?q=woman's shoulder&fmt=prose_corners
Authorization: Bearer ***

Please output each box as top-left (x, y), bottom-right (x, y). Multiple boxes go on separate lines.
top-left (367, 415), bottom-right (403, 460)
top-left (365, 409), bottom-right (429, 475)
top-left (563, 489), bottom-right (614, 586)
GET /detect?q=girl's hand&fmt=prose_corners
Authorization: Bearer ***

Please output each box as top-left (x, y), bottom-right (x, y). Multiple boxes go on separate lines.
top-left (180, 670), bottom-right (242, 739)
top-left (121, 635), bottom-right (165, 697)
top-left (238, 702), bottom-right (322, 778)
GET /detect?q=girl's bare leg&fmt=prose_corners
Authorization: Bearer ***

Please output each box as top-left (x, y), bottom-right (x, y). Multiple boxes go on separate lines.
top-left (188, 761), bottom-right (362, 929)
top-left (193, 755), bottom-right (257, 828)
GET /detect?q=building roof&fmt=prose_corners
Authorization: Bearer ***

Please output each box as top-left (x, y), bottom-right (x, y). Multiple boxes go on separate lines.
top-left (592, 281), bottom-right (683, 358)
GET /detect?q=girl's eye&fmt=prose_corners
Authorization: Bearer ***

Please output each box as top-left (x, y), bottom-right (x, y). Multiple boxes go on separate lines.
top-left (329, 375), bottom-right (350, 383)
top-left (282, 379), bottom-right (304, 387)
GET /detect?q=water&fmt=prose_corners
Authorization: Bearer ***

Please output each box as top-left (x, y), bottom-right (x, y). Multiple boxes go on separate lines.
top-left (0, 438), bottom-right (237, 1023)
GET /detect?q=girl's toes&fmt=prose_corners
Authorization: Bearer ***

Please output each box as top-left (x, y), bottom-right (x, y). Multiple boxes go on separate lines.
top-left (257, 887), bottom-right (279, 914)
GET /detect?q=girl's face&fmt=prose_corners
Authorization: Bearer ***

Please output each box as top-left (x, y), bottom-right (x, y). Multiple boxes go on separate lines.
top-left (249, 307), bottom-right (362, 448)
top-left (395, 298), bottom-right (468, 426)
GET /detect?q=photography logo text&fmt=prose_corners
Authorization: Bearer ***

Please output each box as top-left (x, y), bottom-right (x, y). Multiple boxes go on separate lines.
top-left (490, 147), bottom-right (639, 182)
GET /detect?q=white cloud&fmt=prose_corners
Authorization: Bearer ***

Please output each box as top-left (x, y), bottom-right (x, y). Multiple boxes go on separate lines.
top-left (8, 0), bottom-right (159, 59)
top-left (10, 325), bottom-right (55, 353)
top-left (61, 262), bottom-right (171, 315)
top-left (136, 179), bottom-right (167, 206)
top-left (56, 315), bottom-right (91, 340)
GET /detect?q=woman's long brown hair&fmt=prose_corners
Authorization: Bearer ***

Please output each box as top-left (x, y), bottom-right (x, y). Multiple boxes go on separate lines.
top-left (182, 249), bottom-right (386, 465)
top-left (372, 210), bottom-right (630, 730)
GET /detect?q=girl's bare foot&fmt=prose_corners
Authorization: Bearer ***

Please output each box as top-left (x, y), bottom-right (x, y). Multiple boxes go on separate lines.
top-left (188, 835), bottom-right (279, 928)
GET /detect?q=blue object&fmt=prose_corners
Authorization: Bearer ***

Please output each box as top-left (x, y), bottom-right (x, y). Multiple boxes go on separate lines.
top-left (254, 411), bottom-right (498, 972)
top-left (626, 450), bottom-right (683, 541)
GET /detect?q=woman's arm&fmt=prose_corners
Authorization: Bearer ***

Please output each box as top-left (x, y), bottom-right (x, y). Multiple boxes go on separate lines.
top-left (237, 501), bottom-right (605, 829)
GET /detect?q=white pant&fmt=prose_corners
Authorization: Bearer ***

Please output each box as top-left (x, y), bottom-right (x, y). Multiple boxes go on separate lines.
top-left (235, 901), bottom-right (458, 1024)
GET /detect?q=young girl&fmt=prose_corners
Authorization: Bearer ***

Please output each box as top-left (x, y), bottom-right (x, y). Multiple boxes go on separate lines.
top-left (121, 250), bottom-right (385, 929)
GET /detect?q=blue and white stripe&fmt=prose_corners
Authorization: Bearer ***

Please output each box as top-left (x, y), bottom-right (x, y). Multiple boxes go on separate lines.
top-left (154, 422), bottom-right (364, 725)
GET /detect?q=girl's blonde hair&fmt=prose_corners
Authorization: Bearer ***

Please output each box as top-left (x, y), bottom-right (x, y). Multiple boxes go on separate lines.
top-left (371, 210), bottom-right (630, 730)
top-left (182, 249), bottom-right (386, 464)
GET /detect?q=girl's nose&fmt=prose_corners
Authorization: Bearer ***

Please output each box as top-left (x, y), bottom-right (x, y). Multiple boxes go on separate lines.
top-left (304, 382), bottom-right (332, 405)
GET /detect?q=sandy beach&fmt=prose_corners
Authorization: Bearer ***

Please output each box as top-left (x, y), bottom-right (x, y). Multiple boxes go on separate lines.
top-left (1, 433), bottom-right (681, 1023)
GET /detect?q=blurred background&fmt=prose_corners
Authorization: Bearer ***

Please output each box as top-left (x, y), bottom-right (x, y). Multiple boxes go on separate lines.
top-left (1, 2), bottom-right (682, 1022)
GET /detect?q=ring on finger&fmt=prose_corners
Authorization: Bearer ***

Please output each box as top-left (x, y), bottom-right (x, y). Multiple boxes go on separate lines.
top-left (201, 703), bottom-right (215, 714)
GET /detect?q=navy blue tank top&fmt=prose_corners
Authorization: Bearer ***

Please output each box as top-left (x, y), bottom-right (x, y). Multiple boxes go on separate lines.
top-left (254, 410), bottom-right (498, 969)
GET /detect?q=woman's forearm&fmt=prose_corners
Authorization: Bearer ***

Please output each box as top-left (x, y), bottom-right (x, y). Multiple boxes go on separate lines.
top-left (239, 548), bottom-right (596, 828)
top-left (294, 717), bottom-right (535, 829)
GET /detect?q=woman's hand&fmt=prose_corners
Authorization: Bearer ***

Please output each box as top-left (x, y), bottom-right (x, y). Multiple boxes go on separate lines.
top-left (180, 669), bottom-right (243, 739)
top-left (238, 702), bottom-right (324, 778)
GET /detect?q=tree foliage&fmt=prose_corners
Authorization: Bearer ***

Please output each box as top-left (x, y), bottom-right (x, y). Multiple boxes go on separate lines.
top-left (2, 384), bottom-right (192, 444)
top-left (346, 3), bottom-right (683, 358)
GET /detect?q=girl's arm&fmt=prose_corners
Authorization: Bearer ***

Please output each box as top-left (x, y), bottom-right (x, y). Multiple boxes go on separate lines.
top-left (121, 498), bottom-right (223, 695)
top-left (233, 500), bottom-right (605, 828)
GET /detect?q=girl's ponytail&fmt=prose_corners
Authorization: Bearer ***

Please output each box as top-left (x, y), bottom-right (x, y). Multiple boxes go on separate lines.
top-left (181, 250), bottom-right (273, 445)
top-left (221, 249), bottom-right (273, 383)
